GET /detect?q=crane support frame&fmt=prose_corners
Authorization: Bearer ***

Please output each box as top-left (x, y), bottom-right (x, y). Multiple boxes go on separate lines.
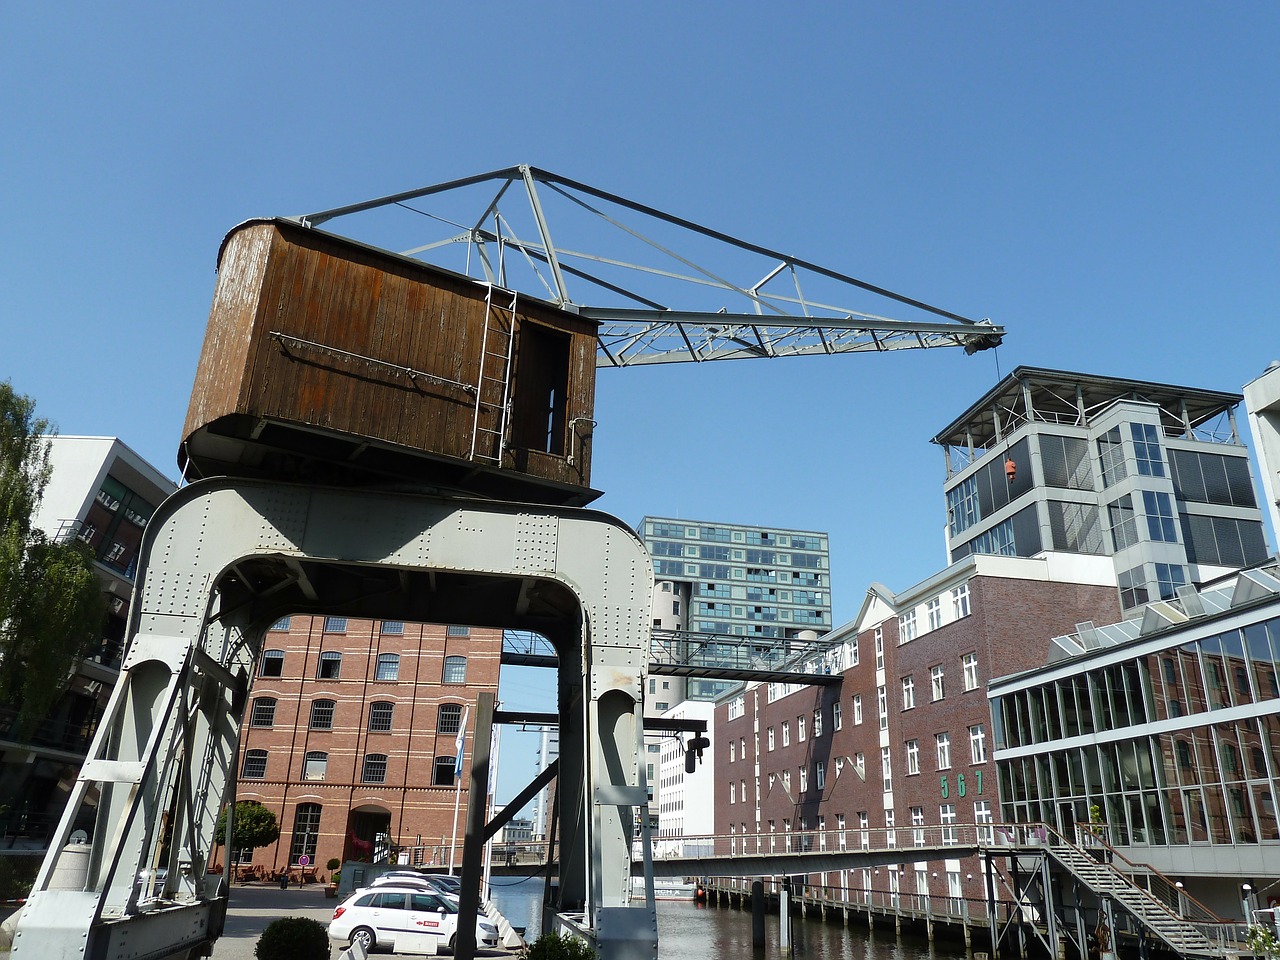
top-left (16, 479), bottom-right (657, 960)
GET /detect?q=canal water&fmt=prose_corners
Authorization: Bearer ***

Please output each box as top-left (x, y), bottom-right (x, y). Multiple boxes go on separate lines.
top-left (489, 880), bottom-right (970, 960)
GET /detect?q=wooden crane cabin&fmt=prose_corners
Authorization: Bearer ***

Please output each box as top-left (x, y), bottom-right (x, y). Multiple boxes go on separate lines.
top-left (180, 219), bottom-right (601, 506)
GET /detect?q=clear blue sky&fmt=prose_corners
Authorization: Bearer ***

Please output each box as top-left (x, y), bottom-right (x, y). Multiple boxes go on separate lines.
top-left (5, 3), bottom-right (1279, 807)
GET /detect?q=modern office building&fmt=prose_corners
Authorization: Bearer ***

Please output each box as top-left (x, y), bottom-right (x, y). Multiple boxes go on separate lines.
top-left (933, 368), bottom-right (1269, 614)
top-left (1, 437), bottom-right (175, 848)
top-left (1245, 360), bottom-right (1280, 540)
top-left (638, 516), bottom-right (832, 702)
top-left (988, 559), bottom-right (1280, 919)
top-left (715, 551), bottom-right (1123, 910)
top-left (652, 700), bottom-right (716, 857)
top-left (230, 615), bottom-right (502, 876)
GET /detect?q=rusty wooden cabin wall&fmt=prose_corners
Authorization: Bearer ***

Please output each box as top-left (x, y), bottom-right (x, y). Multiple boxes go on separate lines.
top-left (182, 219), bottom-right (598, 500)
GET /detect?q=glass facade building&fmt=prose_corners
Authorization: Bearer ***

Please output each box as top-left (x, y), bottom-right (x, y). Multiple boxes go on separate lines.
top-left (933, 368), bottom-right (1269, 614)
top-left (990, 561), bottom-right (1280, 879)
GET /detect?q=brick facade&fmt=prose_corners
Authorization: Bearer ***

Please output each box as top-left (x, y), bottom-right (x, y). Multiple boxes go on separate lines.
top-left (229, 615), bottom-right (501, 876)
top-left (715, 572), bottom-right (1121, 904)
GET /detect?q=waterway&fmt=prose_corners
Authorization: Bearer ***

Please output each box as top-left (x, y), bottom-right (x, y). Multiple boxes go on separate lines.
top-left (489, 880), bottom-right (971, 960)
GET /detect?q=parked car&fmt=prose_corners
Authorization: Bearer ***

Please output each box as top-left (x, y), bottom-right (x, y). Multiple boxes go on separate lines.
top-left (368, 873), bottom-right (459, 899)
top-left (328, 886), bottom-right (499, 952)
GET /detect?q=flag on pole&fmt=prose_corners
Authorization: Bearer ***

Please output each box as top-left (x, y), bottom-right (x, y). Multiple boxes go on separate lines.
top-left (453, 706), bottom-right (469, 779)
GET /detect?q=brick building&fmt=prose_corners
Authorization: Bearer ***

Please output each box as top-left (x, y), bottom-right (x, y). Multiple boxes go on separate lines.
top-left (714, 552), bottom-right (1122, 906)
top-left (230, 615), bottom-right (501, 876)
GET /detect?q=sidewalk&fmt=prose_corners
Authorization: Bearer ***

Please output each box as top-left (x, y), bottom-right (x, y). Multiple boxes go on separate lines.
top-left (212, 883), bottom-right (341, 960)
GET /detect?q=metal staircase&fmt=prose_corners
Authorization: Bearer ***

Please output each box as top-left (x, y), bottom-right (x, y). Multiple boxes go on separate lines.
top-left (1045, 834), bottom-right (1225, 957)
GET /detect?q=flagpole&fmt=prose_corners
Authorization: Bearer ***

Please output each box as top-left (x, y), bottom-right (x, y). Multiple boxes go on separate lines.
top-left (448, 706), bottom-right (469, 876)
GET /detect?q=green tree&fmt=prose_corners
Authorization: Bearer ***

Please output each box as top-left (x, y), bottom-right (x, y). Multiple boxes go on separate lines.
top-left (214, 801), bottom-right (281, 854)
top-left (0, 381), bottom-right (107, 736)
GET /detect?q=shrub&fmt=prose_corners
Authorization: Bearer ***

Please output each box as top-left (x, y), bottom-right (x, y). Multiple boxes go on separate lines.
top-left (255, 917), bottom-right (330, 960)
top-left (520, 931), bottom-right (597, 960)
top-left (326, 858), bottom-right (341, 871)
top-left (0, 855), bottom-right (41, 901)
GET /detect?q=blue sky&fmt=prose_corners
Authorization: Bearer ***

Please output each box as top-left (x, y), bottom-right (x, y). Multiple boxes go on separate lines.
top-left (5, 3), bottom-right (1279, 807)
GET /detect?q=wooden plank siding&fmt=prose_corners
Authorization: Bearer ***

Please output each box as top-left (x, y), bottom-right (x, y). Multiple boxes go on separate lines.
top-left (181, 219), bottom-right (599, 505)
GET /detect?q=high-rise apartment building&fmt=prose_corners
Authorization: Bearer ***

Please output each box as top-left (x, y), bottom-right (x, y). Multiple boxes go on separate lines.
top-left (638, 516), bottom-right (832, 702)
top-left (933, 367), bottom-right (1269, 613)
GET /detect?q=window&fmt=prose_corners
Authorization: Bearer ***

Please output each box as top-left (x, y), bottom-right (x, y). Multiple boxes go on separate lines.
top-left (931, 665), bottom-right (945, 701)
top-left (270, 616), bottom-right (291, 631)
top-left (853, 695), bottom-right (863, 726)
top-left (832, 701), bottom-right (842, 730)
top-left (813, 708), bottom-right (823, 738)
top-left (260, 649), bottom-right (284, 678)
top-left (901, 676), bottom-right (916, 710)
top-left (768, 726), bottom-right (776, 750)
top-left (433, 756), bottom-right (456, 785)
top-left (877, 686), bottom-right (888, 730)
top-left (438, 703), bottom-right (463, 735)
top-left (316, 651), bottom-right (341, 679)
top-left (951, 584), bottom-right (970, 618)
top-left (905, 739), bottom-right (920, 775)
top-left (881, 747), bottom-right (892, 791)
top-left (940, 803), bottom-right (957, 844)
top-left (729, 741), bottom-right (736, 763)
top-left (1131, 422), bottom-right (1165, 477)
top-left (816, 761), bottom-right (825, 791)
top-left (362, 754), bottom-right (388, 784)
top-left (381, 620), bottom-right (404, 634)
top-left (730, 782), bottom-right (736, 804)
top-left (655, 702), bottom-right (669, 711)
top-left (898, 610), bottom-right (917, 644)
top-left (936, 732), bottom-right (951, 770)
top-left (324, 616), bottom-right (347, 633)
top-left (302, 751), bottom-right (328, 781)
top-left (962, 653), bottom-right (979, 691)
top-left (241, 749), bottom-right (268, 779)
top-left (1108, 495), bottom-right (1140, 550)
top-left (969, 724), bottom-right (987, 764)
top-left (799, 767), bottom-right (808, 793)
top-left (975, 800), bottom-right (993, 842)
top-left (442, 656), bottom-right (467, 685)
top-left (446, 625), bottom-right (471, 637)
top-left (1143, 490), bottom-right (1178, 542)
top-left (250, 697), bottom-right (276, 727)
top-left (1119, 565), bottom-right (1150, 610)
top-left (740, 737), bottom-right (746, 759)
top-left (797, 716), bottom-right (806, 742)
top-left (1098, 427), bottom-right (1128, 487)
top-left (290, 803), bottom-right (321, 866)
top-left (782, 770), bottom-right (791, 793)
top-left (375, 653), bottom-right (400, 681)
top-left (1155, 562), bottom-right (1186, 600)
top-left (926, 597), bottom-right (942, 631)
top-left (368, 702), bottom-right (394, 732)
top-left (875, 628), bottom-right (884, 669)
top-left (309, 699), bottom-right (335, 730)
top-left (782, 721), bottom-right (790, 747)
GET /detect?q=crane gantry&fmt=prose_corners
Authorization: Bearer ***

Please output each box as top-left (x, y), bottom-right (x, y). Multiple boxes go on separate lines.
top-left (18, 165), bottom-right (1005, 960)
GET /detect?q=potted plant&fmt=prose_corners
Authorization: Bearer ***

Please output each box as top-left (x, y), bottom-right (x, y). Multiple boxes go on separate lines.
top-left (324, 858), bottom-right (342, 898)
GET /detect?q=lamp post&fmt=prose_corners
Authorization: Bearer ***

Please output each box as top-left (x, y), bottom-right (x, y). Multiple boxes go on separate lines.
top-left (1175, 881), bottom-right (1186, 917)
top-left (1243, 883), bottom-right (1254, 924)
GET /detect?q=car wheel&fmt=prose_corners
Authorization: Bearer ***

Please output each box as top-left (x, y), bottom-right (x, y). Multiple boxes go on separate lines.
top-left (350, 927), bottom-right (376, 951)
top-left (448, 933), bottom-right (456, 953)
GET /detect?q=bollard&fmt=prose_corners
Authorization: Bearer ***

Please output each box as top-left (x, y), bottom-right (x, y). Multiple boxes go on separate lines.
top-left (751, 880), bottom-right (766, 951)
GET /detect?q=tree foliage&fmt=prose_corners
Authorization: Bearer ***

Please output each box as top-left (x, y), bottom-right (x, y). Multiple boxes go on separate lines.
top-left (214, 800), bottom-right (281, 852)
top-left (0, 381), bottom-right (107, 735)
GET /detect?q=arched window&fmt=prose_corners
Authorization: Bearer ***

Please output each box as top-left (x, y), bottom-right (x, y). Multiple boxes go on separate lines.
top-left (368, 702), bottom-right (394, 732)
top-left (309, 699), bottom-right (335, 730)
top-left (316, 651), bottom-right (342, 679)
top-left (241, 749), bottom-right (268, 779)
top-left (290, 803), bottom-right (321, 865)
top-left (302, 751), bottom-right (328, 781)
top-left (442, 656), bottom-right (467, 685)
top-left (375, 653), bottom-right (400, 681)
top-left (250, 697), bottom-right (277, 727)
top-left (259, 649), bottom-right (285, 678)
top-left (362, 754), bottom-right (388, 784)
top-left (438, 703), bottom-right (463, 735)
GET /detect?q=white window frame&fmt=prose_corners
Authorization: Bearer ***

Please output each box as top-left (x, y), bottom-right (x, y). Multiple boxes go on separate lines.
top-left (905, 739), bottom-right (920, 775)
top-left (902, 675), bottom-right (916, 710)
top-left (970, 724), bottom-right (987, 764)
top-left (931, 664), bottom-right (945, 701)
top-left (936, 732), bottom-right (951, 770)
top-left (963, 652), bottom-right (979, 691)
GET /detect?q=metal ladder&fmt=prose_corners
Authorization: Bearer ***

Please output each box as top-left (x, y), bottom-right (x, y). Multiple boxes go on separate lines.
top-left (470, 287), bottom-right (518, 463)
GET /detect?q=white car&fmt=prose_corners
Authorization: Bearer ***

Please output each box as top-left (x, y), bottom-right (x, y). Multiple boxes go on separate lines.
top-left (328, 886), bottom-right (499, 952)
